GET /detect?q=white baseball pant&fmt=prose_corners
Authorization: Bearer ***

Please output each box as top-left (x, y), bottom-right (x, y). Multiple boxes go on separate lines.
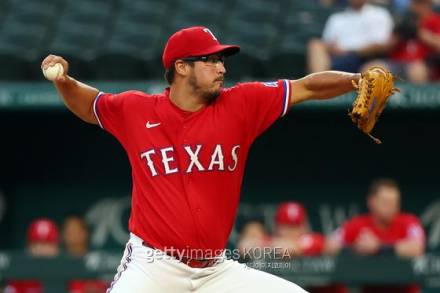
top-left (106, 233), bottom-right (308, 293)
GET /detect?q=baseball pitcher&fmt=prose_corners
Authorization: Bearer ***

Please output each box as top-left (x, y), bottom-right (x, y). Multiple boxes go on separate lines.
top-left (42, 26), bottom-right (369, 292)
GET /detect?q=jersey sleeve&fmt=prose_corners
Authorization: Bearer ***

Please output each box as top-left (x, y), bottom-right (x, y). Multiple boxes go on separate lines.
top-left (299, 233), bottom-right (324, 256)
top-left (339, 218), bottom-right (360, 246)
top-left (93, 91), bottom-right (136, 141)
top-left (405, 216), bottom-right (425, 243)
top-left (227, 80), bottom-right (291, 141)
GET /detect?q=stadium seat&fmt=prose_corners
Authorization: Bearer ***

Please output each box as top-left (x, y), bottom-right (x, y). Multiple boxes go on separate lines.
top-left (0, 17), bottom-right (48, 57)
top-left (114, 0), bottom-right (170, 47)
top-left (284, 0), bottom-right (323, 11)
top-left (271, 5), bottom-right (337, 80)
top-left (92, 24), bottom-right (163, 80)
top-left (223, 18), bottom-right (280, 79)
top-left (0, 0), bottom-right (335, 80)
top-left (269, 51), bottom-right (307, 80)
top-left (0, 19), bottom-right (49, 80)
top-left (225, 20), bottom-right (278, 60)
top-left (0, 0), bottom-right (9, 26)
top-left (62, 2), bottom-right (113, 25)
top-left (92, 53), bottom-right (151, 80)
top-left (0, 54), bottom-right (31, 80)
top-left (47, 19), bottom-right (107, 79)
top-left (169, 0), bottom-right (224, 32)
top-left (269, 29), bottom-right (308, 80)
top-left (229, 0), bottom-right (282, 23)
top-left (50, 20), bottom-right (106, 59)
top-left (118, 0), bottom-right (169, 24)
top-left (283, 10), bottom-right (329, 40)
top-left (8, 2), bottom-right (57, 25)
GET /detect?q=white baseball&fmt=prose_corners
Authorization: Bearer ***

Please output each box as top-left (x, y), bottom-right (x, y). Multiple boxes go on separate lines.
top-left (42, 63), bottom-right (64, 81)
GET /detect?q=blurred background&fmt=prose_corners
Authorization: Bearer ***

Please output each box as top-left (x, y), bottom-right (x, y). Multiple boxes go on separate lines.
top-left (1, 0), bottom-right (440, 292)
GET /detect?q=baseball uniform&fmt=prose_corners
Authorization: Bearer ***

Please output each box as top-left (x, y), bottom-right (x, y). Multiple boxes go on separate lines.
top-left (94, 81), bottom-right (306, 292)
top-left (274, 202), bottom-right (325, 256)
top-left (339, 213), bottom-right (425, 246)
top-left (337, 213), bottom-right (425, 293)
top-left (92, 25), bottom-right (307, 293)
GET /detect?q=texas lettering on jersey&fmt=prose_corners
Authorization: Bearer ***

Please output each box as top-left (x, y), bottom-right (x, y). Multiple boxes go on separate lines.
top-left (93, 80), bottom-right (292, 255)
top-left (140, 144), bottom-right (240, 176)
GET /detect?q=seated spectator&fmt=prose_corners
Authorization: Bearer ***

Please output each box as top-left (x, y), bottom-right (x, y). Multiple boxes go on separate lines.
top-left (271, 202), bottom-right (347, 293)
top-left (62, 215), bottom-right (89, 257)
top-left (325, 178), bottom-right (425, 293)
top-left (26, 218), bottom-right (60, 257)
top-left (386, 0), bottom-right (440, 83)
top-left (3, 219), bottom-right (58, 293)
top-left (236, 217), bottom-right (270, 261)
top-left (321, 0), bottom-right (412, 14)
top-left (308, 0), bottom-right (393, 73)
top-left (63, 217), bottom-right (108, 293)
top-left (271, 202), bottom-right (324, 257)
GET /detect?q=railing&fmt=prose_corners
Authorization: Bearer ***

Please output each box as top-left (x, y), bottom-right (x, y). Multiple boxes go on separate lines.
top-left (1, 251), bottom-right (440, 292)
top-left (1, 81), bottom-right (440, 110)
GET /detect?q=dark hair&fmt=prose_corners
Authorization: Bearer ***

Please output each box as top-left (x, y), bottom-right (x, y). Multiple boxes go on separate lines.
top-left (368, 178), bottom-right (400, 197)
top-left (164, 66), bottom-right (175, 85)
top-left (235, 214), bottom-right (265, 234)
top-left (62, 215), bottom-right (89, 232)
top-left (164, 60), bottom-right (194, 85)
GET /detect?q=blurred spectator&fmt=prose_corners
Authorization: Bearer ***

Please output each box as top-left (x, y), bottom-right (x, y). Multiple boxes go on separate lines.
top-left (26, 218), bottom-right (60, 257)
top-left (62, 215), bottom-right (89, 257)
top-left (63, 218), bottom-right (107, 293)
top-left (236, 217), bottom-right (270, 260)
top-left (325, 178), bottom-right (425, 293)
top-left (393, 0), bottom-right (412, 13)
top-left (68, 280), bottom-right (108, 293)
top-left (308, 0), bottom-right (393, 73)
top-left (320, 0), bottom-right (349, 7)
top-left (4, 220), bottom-right (55, 293)
top-left (4, 280), bottom-right (42, 293)
top-left (385, 0), bottom-right (440, 83)
top-left (271, 202), bottom-right (324, 257)
top-left (271, 202), bottom-right (347, 293)
top-left (321, 0), bottom-right (413, 13)
top-left (371, 0), bottom-right (409, 10)
top-left (326, 178), bottom-right (425, 257)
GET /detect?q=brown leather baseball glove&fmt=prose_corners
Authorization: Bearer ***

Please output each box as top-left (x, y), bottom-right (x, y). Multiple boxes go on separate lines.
top-left (349, 66), bottom-right (399, 144)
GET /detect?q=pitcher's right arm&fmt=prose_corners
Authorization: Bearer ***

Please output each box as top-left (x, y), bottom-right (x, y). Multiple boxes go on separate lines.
top-left (41, 54), bottom-right (99, 124)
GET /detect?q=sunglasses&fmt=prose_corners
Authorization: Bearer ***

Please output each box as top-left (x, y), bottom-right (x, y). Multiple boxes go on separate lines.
top-left (181, 55), bottom-right (225, 65)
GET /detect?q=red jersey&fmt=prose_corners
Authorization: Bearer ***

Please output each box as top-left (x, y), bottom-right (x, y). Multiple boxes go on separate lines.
top-left (339, 213), bottom-right (425, 246)
top-left (420, 12), bottom-right (440, 37)
top-left (391, 12), bottom-right (440, 62)
top-left (298, 233), bottom-right (325, 256)
top-left (5, 280), bottom-right (43, 293)
top-left (335, 213), bottom-right (424, 293)
top-left (68, 280), bottom-right (108, 293)
top-left (94, 80), bottom-right (291, 257)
